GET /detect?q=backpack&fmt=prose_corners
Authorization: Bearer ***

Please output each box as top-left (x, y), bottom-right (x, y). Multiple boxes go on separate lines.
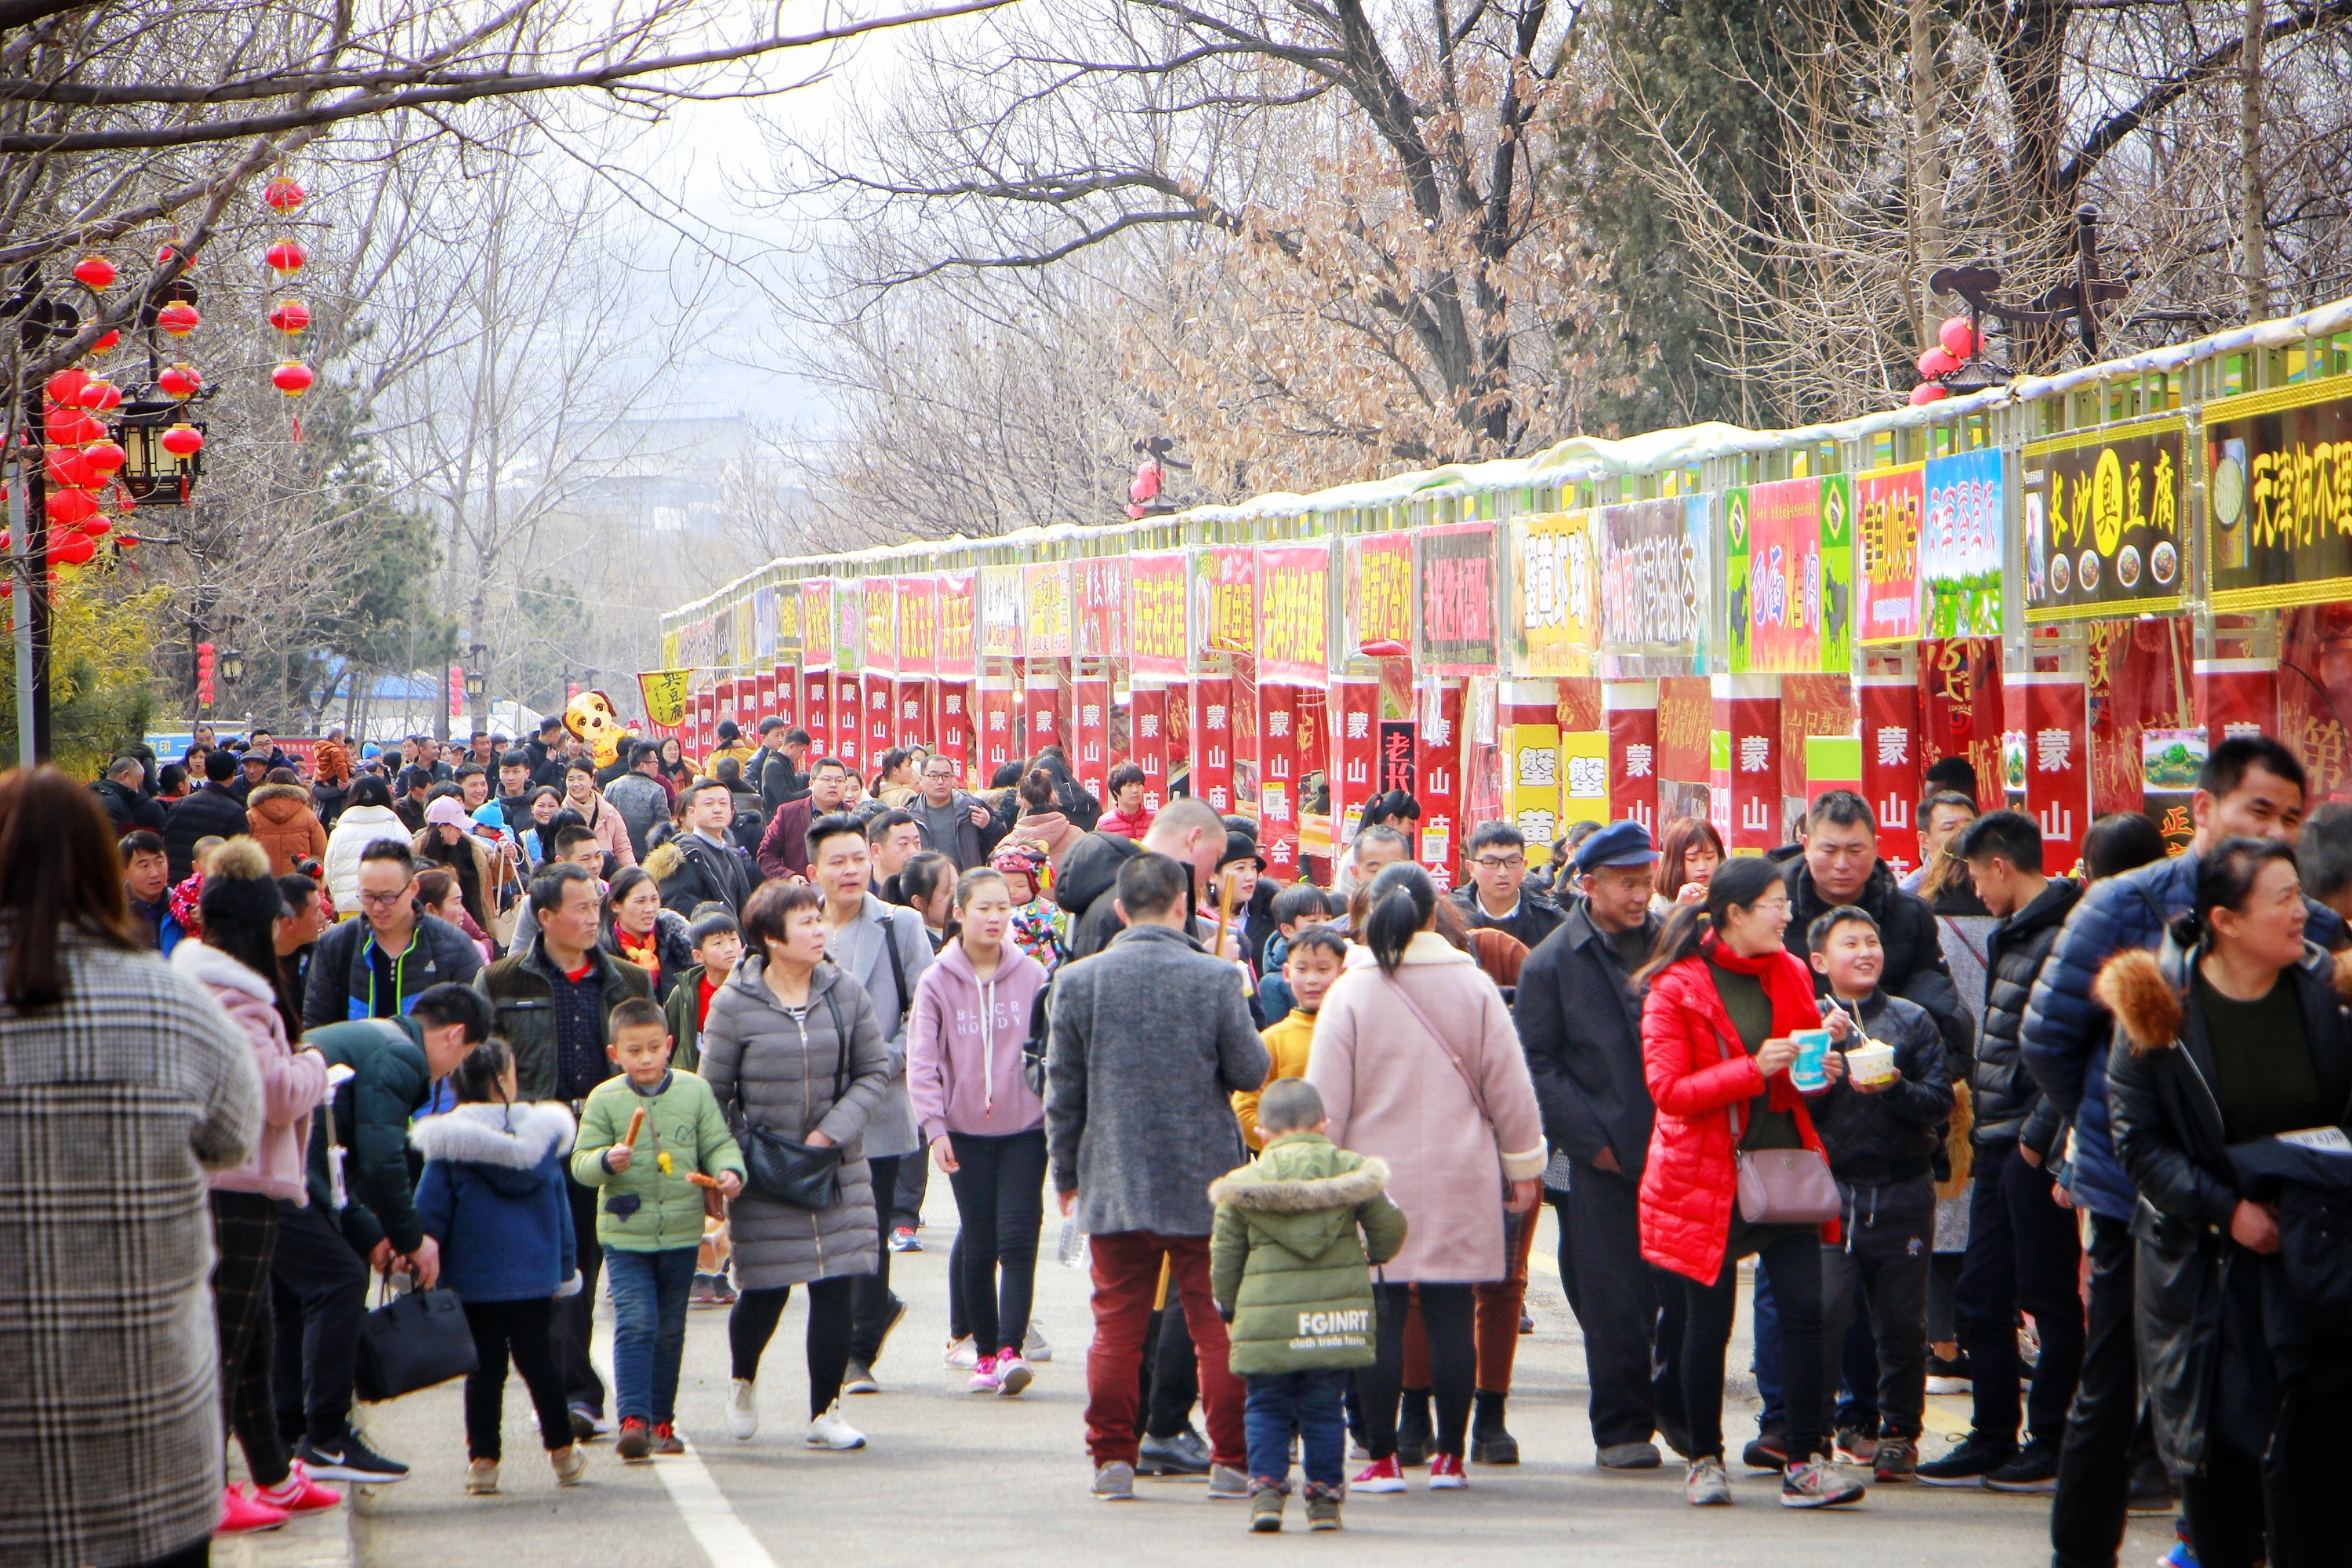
top-left (1054, 776), bottom-right (1102, 833)
top-left (1020, 976), bottom-right (1057, 1097)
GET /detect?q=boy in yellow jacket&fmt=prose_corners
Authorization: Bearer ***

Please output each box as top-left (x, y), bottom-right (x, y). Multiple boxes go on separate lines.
top-left (1233, 929), bottom-right (1348, 1149)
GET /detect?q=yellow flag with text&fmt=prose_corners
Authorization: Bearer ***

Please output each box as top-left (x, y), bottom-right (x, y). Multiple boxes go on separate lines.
top-left (638, 670), bottom-right (693, 728)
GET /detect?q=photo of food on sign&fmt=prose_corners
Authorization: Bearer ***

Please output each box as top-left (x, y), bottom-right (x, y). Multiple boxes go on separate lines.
top-left (2024, 418), bottom-right (2184, 622)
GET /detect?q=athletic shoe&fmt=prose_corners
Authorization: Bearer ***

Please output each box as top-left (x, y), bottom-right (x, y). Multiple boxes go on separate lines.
top-left (1984, 1439), bottom-right (2061, 1494)
top-left (1740, 1428), bottom-right (1787, 1471)
top-left (652, 1423), bottom-right (685, 1457)
top-left (1427, 1453), bottom-right (1467, 1490)
top-left (1091, 1461), bottom-right (1136, 1501)
top-left (215, 1486), bottom-right (289, 1537)
top-left (1207, 1464), bottom-right (1250, 1500)
top-left (617, 1419), bottom-right (652, 1463)
top-left (806, 1401), bottom-right (866, 1450)
top-left (1915, 1431), bottom-right (2014, 1487)
top-left (870, 1295), bottom-right (909, 1362)
top-left (567, 1404), bottom-right (611, 1441)
top-left (1250, 1487), bottom-right (1286, 1532)
top-left (552, 1446), bottom-right (587, 1486)
top-left (1871, 1436), bottom-right (1918, 1483)
top-left (690, 1273), bottom-right (716, 1305)
top-left (943, 1335), bottom-right (980, 1369)
top-left (1835, 1426), bottom-right (1877, 1465)
top-left (1781, 1455), bottom-right (1865, 1508)
top-left (968, 1354), bottom-right (1002, 1393)
top-left (1024, 1322), bottom-right (1053, 1363)
top-left (293, 1433), bottom-right (408, 1484)
top-left (1306, 1492), bottom-right (1342, 1530)
top-left (844, 1358), bottom-right (881, 1396)
top-left (1137, 1428), bottom-right (1212, 1476)
top-left (1598, 1441), bottom-right (1662, 1470)
top-left (1926, 1350), bottom-right (1973, 1395)
top-left (890, 1226), bottom-right (922, 1252)
top-left (464, 1460), bottom-right (499, 1495)
top-left (995, 1349), bottom-right (1033, 1396)
top-left (1685, 1457), bottom-right (1732, 1505)
top-left (1349, 1456), bottom-right (1406, 1494)
top-left (709, 1274), bottom-right (739, 1305)
top-left (728, 1378), bottom-right (759, 1440)
top-left (251, 1460), bottom-right (342, 1515)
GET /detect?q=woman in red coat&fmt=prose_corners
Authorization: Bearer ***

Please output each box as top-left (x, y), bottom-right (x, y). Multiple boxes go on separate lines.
top-left (1635, 854), bottom-right (1863, 1511)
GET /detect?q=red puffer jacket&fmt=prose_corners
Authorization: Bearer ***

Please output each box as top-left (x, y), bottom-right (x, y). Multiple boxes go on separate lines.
top-left (1639, 936), bottom-right (1837, 1285)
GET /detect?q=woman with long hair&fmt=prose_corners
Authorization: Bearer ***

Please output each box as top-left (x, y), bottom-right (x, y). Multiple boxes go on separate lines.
top-left (416, 797), bottom-right (506, 944)
top-left (898, 851), bottom-right (960, 950)
top-left (600, 865), bottom-right (695, 1004)
top-left (1651, 817), bottom-right (1726, 915)
top-left (419, 868), bottom-right (496, 964)
top-left (1635, 854), bottom-right (1863, 1509)
top-left (564, 760), bottom-right (636, 869)
top-left (658, 736), bottom-right (693, 797)
top-left (1306, 862), bottom-right (1544, 1493)
top-left (701, 878), bottom-right (892, 1452)
top-left (2105, 838), bottom-right (2352, 1568)
top-left (530, 799), bottom-right (585, 869)
top-left (321, 771), bottom-right (408, 916)
top-left (0, 768), bottom-right (263, 1568)
top-left (1005, 767), bottom-right (1083, 871)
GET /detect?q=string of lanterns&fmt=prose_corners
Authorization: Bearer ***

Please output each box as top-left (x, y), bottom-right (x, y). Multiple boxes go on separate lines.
top-left (264, 174), bottom-right (314, 437)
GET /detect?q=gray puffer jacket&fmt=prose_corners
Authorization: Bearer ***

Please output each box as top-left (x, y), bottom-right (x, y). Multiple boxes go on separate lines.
top-left (700, 954), bottom-right (889, 1288)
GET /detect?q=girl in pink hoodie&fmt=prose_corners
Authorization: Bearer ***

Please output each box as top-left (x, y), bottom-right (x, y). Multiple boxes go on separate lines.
top-left (171, 840), bottom-right (339, 1534)
top-left (906, 869), bottom-right (1051, 1396)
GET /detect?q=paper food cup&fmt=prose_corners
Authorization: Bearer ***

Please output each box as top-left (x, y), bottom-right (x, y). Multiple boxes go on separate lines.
top-left (1846, 1043), bottom-right (1899, 1087)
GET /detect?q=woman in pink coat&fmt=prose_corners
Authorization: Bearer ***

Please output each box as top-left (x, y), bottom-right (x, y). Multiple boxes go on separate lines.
top-left (562, 759), bottom-right (637, 868)
top-left (1307, 862), bottom-right (1544, 1495)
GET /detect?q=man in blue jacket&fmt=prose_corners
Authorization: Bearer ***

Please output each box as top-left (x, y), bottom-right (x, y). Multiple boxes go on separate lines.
top-left (2020, 736), bottom-right (2337, 1566)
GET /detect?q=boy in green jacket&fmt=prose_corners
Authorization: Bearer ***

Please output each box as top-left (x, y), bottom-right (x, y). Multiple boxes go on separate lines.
top-left (1210, 1078), bottom-right (1407, 1534)
top-left (572, 997), bottom-right (744, 1461)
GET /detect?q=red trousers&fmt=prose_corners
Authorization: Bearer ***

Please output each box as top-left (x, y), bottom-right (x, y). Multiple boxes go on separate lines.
top-left (1085, 1230), bottom-right (1247, 1468)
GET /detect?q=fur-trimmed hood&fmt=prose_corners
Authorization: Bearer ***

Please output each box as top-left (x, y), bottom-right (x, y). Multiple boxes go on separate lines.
top-left (1209, 1134), bottom-right (1394, 1263)
top-left (1210, 1150), bottom-right (1389, 1210)
top-left (247, 782), bottom-right (314, 815)
top-left (2098, 943), bottom-right (2352, 1055)
top-left (411, 1100), bottom-right (575, 1176)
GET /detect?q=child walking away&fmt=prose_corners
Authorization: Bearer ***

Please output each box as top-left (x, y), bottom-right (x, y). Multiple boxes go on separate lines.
top-left (1235, 928), bottom-right (1347, 1149)
top-left (572, 998), bottom-right (745, 1461)
top-left (1210, 1079), bottom-right (1409, 1534)
top-left (410, 1040), bottom-right (586, 1495)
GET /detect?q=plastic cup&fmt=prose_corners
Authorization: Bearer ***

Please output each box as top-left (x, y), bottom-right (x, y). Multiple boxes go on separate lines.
top-left (1789, 1029), bottom-right (1832, 1091)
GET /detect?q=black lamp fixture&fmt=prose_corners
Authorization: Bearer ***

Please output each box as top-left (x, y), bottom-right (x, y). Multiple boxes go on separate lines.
top-left (115, 399), bottom-right (205, 506)
top-left (219, 646), bottom-right (245, 683)
top-left (463, 644), bottom-right (487, 702)
top-left (1928, 206), bottom-right (2131, 393)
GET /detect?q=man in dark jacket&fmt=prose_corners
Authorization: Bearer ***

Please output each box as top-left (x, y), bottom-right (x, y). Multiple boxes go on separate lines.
top-left (1058, 796), bottom-right (1226, 960)
top-left (302, 839), bottom-right (485, 1026)
top-left (1515, 820), bottom-right (1676, 1468)
top-left (1454, 820), bottom-right (1566, 951)
top-left (754, 756), bottom-right (854, 881)
top-left (280, 985), bottom-right (490, 1483)
top-left (660, 778), bottom-right (757, 917)
top-left (162, 748), bottom-right (252, 880)
top-left (909, 751), bottom-right (999, 869)
top-left (1046, 851), bottom-right (1270, 1499)
top-left (477, 861), bottom-right (653, 1433)
top-left (757, 720), bottom-right (811, 812)
top-left (92, 754), bottom-right (164, 833)
top-left (2019, 736), bottom-right (2332, 1556)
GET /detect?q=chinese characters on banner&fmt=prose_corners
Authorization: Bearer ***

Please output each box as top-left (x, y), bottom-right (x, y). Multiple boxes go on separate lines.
top-left (1022, 667), bottom-right (1062, 756)
top-left (804, 670), bottom-right (833, 757)
top-left (753, 586), bottom-right (777, 662)
top-left (2020, 674), bottom-right (2091, 871)
top-left (1605, 682), bottom-right (1661, 836)
top-left (833, 581), bottom-right (863, 677)
top-left (1024, 564), bottom-right (1073, 660)
top-left (801, 579), bottom-right (834, 671)
top-left (1417, 523), bottom-right (1497, 676)
top-left (1073, 677), bottom-right (1111, 797)
top-left (775, 584), bottom-right (802, 662)
top-left (1377, 720), bottom-right (1417, 799)
top-left (1920, 638), bottom-right (2005, 811)
top-left (1330, 681), bottom-right (1379, 843)
top-left (865, 673), bottom-right (892, 756)
top-left (1777, 673), bottom-right (1853, 812)
top-left (1257, 545), bottom-right (1331, 681)
top-left (1075, 560), bottom-right (1129, 663)
top-left (1345, 533), bottom-right (1414, 659)
top-left (978, 566), bottom-right (1023, 660)
top-left (1258, 683), bottom-right (1301, 873)
top-left (1416, 682), bottom-right (1463, 886)
top-left (937, 572), bottom-right (976, 678)
top-left (1506, 511), bottom-right (1601, 677)
top-left (2205, 387), bottom-right (2352, 612)
top-left (1197, 548), bottom-right (1257, 661)
top-left (1923, 449), bottom-right (2005, 637)
top-left (1858, 676), bottom-right (1925, 873)
top-left (978, 682), bottom-right (1017, 777)
top-left (771, 668), bottom-right (794, 731)
top-left (1503, 710), bottom-right (1561, 848)
top-left (1712, 677), bottom-right (1782, 851)
top-left (897, 577), bottom-right (940, 677)
top-left (1127, 553), bottom-right (1190, 679)
top-left (2024, 416), bottom-right (2185, 623)
top-left (833, 672), bottom-right (862, 767)
top-left (895, 679), bottom-right (931, 751)
top-left (755, 672), bottom-right (776, 725)
top-left (1194, 675), bottom-right (1234, 811)
top-left (1726, 475), bottom-right (1854, 674)
top-left (935, 682), bottom-right (971, 769)
top-left (1856, 465), bottom-right (1924, 644)
top-left (1599, 497), bottom-right (1711, 661)
top-left (1130, 686), bottom-right (1168, 811)
top-left (864, 579), bottom-right (898, 672)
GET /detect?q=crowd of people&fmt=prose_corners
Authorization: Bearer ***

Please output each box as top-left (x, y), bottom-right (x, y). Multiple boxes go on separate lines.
top-left (9, 713), bottom-right (2352, 1564)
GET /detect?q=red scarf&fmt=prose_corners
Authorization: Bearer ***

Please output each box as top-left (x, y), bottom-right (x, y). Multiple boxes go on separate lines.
top-left (615, 925), bottom-right (659, 986)
top-left (1698, 931), bottom-right (1820, 1116)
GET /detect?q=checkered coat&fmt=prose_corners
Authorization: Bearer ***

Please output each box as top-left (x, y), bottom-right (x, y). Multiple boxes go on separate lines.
top-left (0, 930), bottom-right (261, 1567)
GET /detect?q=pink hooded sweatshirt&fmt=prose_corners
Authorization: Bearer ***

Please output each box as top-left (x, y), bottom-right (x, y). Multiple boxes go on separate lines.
top-left (172, 940), bottom-right (329, 1202)
top-left (906, 938), bottom-right (1051, 1145)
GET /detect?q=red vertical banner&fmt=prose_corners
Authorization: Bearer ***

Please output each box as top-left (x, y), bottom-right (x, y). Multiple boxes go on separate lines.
top-left (695, 689), bottom-right (716, 758)
top-left (1195, 676), bottom-right (1234, 813)
top-left (895, 678), bottom-right (931, 751)
top-left (1330, 679), bottom-right (1378, 845)
top-left (1258, 683), bottom-right (1301, 879)
top-left (1859, 675), bottom-right (1926, 875)
top-left (935, 682), bottom-right (971, 773)
top-left (1920, 638), bottom-right (2005, 811)
top-left (1604, 681), bottom-right (1660, 837)
top-left (804, 670), bottom-right (832, 757)
top-left (834, 673), bottom-right (863, 770)
top-left (2021, 673), bottom-right (2091, 873)
top-left (1073, 677), bottom-right (1111, 797)
top-left (775, 666), bottom-right (797, 731)
top-left (1131, 685), bottom-right (1169, 811)
top-left (864, 672), bottom-right (892, 760)
top-left (1714, 676), bottom-right (1783, 853)
top-left (756, 672), bottom-right (777, 726)
top-left (2194, 658), bottom-right (2278, 743)
top-left (1416, 681), bottom-right (1464, 888)
top-left (1023, 665), bottom-right (1063, 759)
top-left (978, 681), bottom-right (1017, 779)
top-left (716, 681), bottom-right (737, 738)
top-left (734, 677), bottom-right (757, 732)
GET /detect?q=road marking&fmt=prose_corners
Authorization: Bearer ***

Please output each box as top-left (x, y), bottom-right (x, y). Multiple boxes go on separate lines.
top-left (657, 1443), bottom-right (780, 1568)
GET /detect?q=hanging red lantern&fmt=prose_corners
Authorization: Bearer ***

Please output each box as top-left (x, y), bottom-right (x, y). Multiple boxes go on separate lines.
top-left (158, 362), bottom-right (201, 400)
top-left (71, 254), bottom-right (115, 290)
top-left (1909, 383), bottom-right (1949, 407)
top-left (161, 423), bottom-right (204, 459)
top-left (1916, 346), bottom-right (1960, 379)
top-left (265, 176), bottom-right (307, 212)
top-left (271, 360), bottom-right (314, 397)
top-left (1938, 316), bottom-right (1980, 360)
top-left (265, 239), bottom-right (307, 276)
top-left (45, 410), bottom-right (102, 445)
top-left (78, 514), bottom-right (111, 538)
top-left (157, 243), bottom-right (192, 272)
top-left (268, 299), bottom-right (310, 336)
top-left (82, 439), bottom-right (125, 476)
top-left (45, 448), bottom-right (96, 488)
top-left (114, 532), bottom-right (136, 552)
top-left (156, 300), bottom-right (200, 337)
top-left (53, 535), bottom-right (96, 567)
top-left (45, 488), bottom-right (98, 526)
top-left (44, 368), bottom-right (88, 406)
top-left (75, 378), bottom-right (122, 413)
top-left (89, 329), bottom-right (119, 354)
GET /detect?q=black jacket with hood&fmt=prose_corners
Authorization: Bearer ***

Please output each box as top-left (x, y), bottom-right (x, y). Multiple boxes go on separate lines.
top-left (1974, 877), bottom-right (2082, 1150)
top-left (1057, 829), bottom-right (1145, 960)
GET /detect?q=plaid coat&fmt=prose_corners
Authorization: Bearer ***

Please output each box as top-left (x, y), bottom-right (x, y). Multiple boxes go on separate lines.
top-left (0, 930), bottom-right (261, 1568)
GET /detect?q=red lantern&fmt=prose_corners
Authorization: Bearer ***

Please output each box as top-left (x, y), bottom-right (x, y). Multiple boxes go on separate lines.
top-left (161, 423), bottom-right (204, 458)
top-left (43, 368), bottom-right (88, 406)
top-left (89, 329), bottom-right (119, 354)
top-left (1909, 382), bottom-right (1949, 407)
top-left (71, 254), bottom-right (115, 290)
top-left (156, 300), bottom-right (199, 337)
top-left (265, 239), bottom-right (307, 276)
top-left (53, 535), bottom-right (95, 567)
top-left (74, 378), bottom-right (122, 413)
top-left (1938, 315), bottom-right (1980, 360)
top-left (157, 244), bottom-right (192, 272)
top-left (271, 360), bottom-right (314, 397)
top-left (1917, 346), bottom-right (1960, 379)
top-left (83, 440), bottom-right (125, 476)
top-left (45, 411), bottom-right (101, 445)
top-left (114, 532), bottom-right (136, 552)
top-left (268, 299), bottom-right (310, 336)
top-left (79, 514), bottom-right (111, 538)
top-left (158, 362), bottom-right (201, 399)
top-left (264, 176), bottom-right (306, 212)
top-left (45, 488), bottom-right (98, 526)
top-left (45, 449), bottom-right (96, 488)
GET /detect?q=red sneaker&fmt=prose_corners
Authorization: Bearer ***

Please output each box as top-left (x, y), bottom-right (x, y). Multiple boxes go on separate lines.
top-left (616, 1417), bottom-right (652, 1462)
top-left (250, 1460), bottom-right (342, 1515)
top-left (652, 1423), bottom-right (686, 1456)
top-left (215, 1486), bottom-right (289, 1537)
top-left (1428, 1454), bottom-right (1468, 1490)
top-left (1349, 1456), bottom-right (1406, 1494)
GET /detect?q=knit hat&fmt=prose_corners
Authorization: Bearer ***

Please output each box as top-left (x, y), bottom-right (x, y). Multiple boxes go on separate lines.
top-left (990, 840), bottom-right (1049, 896)
top-left (198, 839), bottom-right (289, 930)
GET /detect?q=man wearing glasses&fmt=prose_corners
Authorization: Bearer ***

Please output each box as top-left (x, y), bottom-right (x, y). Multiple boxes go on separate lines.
top-left (303, 838), bottom-right (486, 1028)
top-left (1454, 822), bottom-right (1565, 950)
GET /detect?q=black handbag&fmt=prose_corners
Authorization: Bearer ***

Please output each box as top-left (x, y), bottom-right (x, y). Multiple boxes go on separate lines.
top-left (741, 987), bottom-right (851, 1211)
top-left (1020, 982), bottom-right (1054, 1098)
top-left (353, 1279), bottom-right (478, 1403)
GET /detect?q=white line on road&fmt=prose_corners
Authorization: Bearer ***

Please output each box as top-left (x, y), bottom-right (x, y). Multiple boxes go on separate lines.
top-left (655, 1442), bottom-right (780, 1568)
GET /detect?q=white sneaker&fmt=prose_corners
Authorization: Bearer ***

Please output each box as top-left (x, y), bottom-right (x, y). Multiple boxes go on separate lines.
top-left (1024, 1323), bottom-right (1053, 1363)
top-left (943, 1335), bottom-right (979, 1370)
top-left (806, 1401), bottom-right (866, 1450)
top-left (1686, 1457), bottom-right (1732, 1505)
top-left (727, 1379), bottom-right (758, 1440)
top-left (995, 1351), bottom-right (1033, 1396)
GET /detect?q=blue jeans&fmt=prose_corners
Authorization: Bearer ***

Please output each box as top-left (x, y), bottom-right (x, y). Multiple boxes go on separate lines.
top-left (1245, 1370), bottom-right (1350, 1494)
top-left (605, 1247), bottom-right (697, 1425)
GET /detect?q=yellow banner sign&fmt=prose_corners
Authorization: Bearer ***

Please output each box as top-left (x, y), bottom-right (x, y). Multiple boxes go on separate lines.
top-left (638, 670), bottom-right (693, 728)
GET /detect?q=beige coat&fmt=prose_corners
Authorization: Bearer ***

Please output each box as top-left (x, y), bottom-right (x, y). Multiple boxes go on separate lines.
top-left (1305, 932), bottom-right (1544, 1283)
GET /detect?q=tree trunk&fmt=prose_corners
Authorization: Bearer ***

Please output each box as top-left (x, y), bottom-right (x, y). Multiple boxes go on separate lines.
top-left (1907, 0), bottom-right (1944, 350)
top-left (2241, 0), bottom-right (2270, 319)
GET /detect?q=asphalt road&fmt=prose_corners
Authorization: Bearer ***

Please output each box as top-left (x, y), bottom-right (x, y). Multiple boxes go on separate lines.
top-left (343, 1192), bottom-right (2178, 1568)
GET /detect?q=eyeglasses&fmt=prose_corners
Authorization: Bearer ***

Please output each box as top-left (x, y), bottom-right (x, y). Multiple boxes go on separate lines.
top-left (355, 887), bottom-right (408, 908)
top-left (1472, 855), bottom-right (1525, 871)
top-left (1747, 896), bottom-right (1793, 915)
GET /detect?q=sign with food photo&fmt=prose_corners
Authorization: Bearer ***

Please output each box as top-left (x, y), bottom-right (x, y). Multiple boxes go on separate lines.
top-left (2024, 416), bottom-right (2186, 623)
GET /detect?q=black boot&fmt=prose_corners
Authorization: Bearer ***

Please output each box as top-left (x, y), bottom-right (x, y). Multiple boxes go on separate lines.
top-left (1395, 1388), bottom-right (1432, 1468)
top-left (1470, 1389), bottom-right (1519, 1465)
